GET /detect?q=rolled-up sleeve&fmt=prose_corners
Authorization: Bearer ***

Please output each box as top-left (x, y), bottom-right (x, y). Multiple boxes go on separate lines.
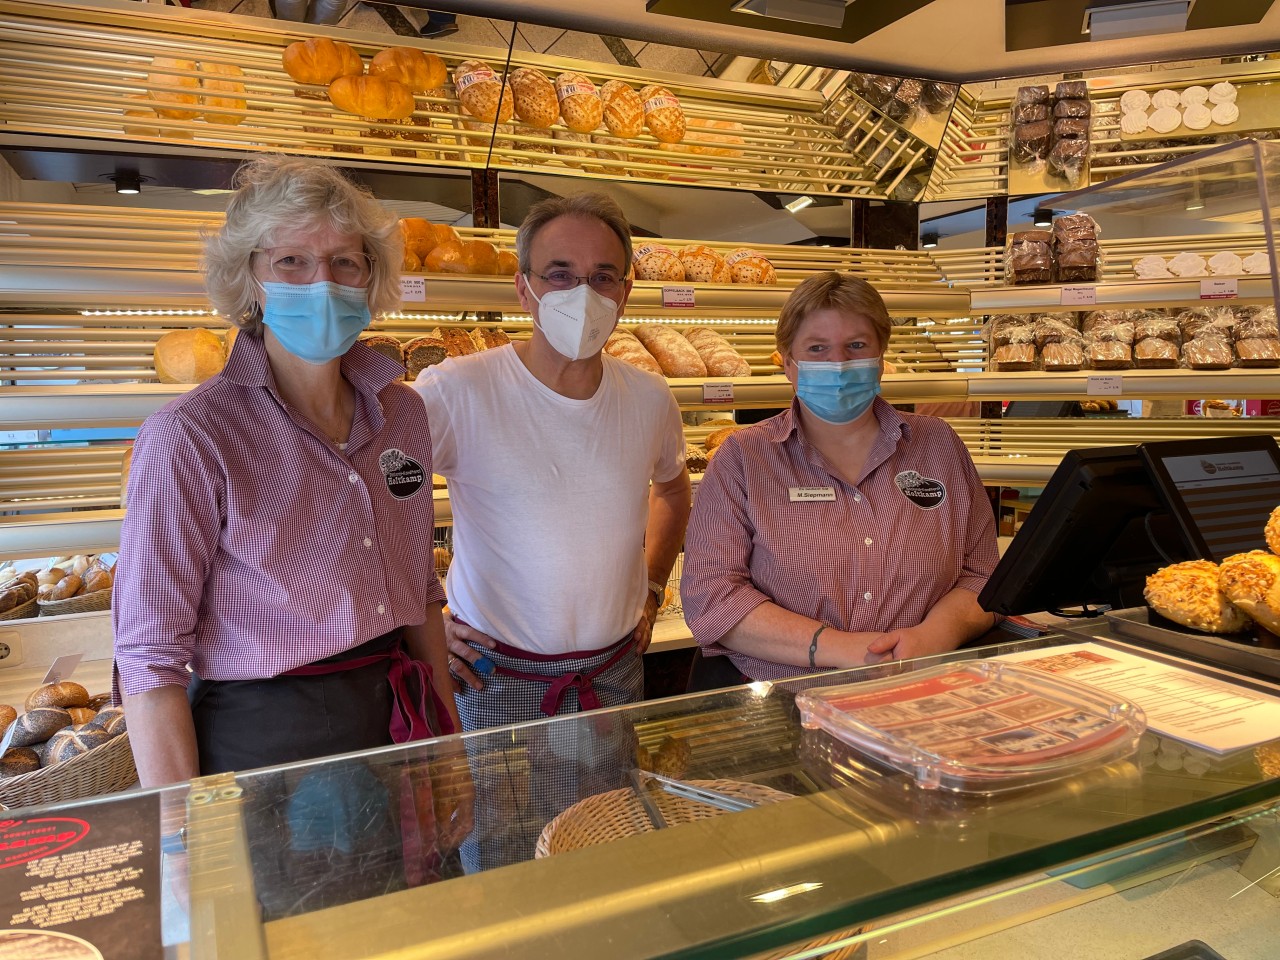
top-left (112, 409), bottom-right (225, 695)
top-left (680, 437), bottom-right (772, 649)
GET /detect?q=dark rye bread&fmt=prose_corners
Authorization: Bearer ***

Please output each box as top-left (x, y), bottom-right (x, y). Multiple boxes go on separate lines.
top-left (404, 335), bottom-right (447, 380)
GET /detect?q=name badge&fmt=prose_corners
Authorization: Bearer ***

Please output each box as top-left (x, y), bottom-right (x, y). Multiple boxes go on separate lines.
top-left (789, 486), bottom-right (836, 502)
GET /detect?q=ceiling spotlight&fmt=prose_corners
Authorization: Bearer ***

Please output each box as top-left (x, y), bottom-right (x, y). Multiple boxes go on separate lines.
top-left (1033, 207), bottom-right (1054, 227)
top-left (109, 172), bottom-right (145, 195)
top-left (921, 232), bottom-right (939, 249)
top-left (784, 195), bottom-right (815, 214)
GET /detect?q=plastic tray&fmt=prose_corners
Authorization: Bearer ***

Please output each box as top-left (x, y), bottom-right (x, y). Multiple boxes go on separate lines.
top-left (795, 660), bottom-right (1146, 794)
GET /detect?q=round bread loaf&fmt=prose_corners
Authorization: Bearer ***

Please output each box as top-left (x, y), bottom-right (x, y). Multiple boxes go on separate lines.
top-left (10, 707), bottom-right (73, 748)
top-left (148, 56), bottom-right (200, 121)
top-left (1219, 550), bottom-right (1280, 634)
top-left (639, 84), bottom-right (686, 143)
top-left (0, 747), bottom-right (39, 778)
top-left (454, 60), bottom-right (513, 124)
top-left (282, 37), bottom-right (363, 86)
top-left (45, 726), bottom-right (111, 766)
top-left (601, 80), bottom-right (643, 138)
top-left (633, 243), bottom-right (685, 282)
top-left (154, 329), bottom-right (226, 384)
top-left (88, 706), bottom-right (127, 738)
top-left (26, 681), bottom-right (90, 711)
top-left (0, 705), bottom-right (15, 737)
top-left (555, 72), bottom-right (603, 133)
top-left (1145, 560), bottom-right (1250, 633)
top-left (369, 47), bottom-right (447, 92)
top-left (509, 67), bottom-right (558, 129)
top-left (678, 245), bottom-right (732, 284)
top-left (199, 60), bottom-right (247, 126)
top-left (634, 324), bottom-right (707, 378)
top-left (725, 248), bottom-right (776, 285)
top-left (705, 425), bottom-right (742, 453)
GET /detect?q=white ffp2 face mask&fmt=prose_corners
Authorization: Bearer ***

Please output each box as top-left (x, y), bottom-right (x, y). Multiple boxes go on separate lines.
top-left (528, 282), bottom-right (620, 361)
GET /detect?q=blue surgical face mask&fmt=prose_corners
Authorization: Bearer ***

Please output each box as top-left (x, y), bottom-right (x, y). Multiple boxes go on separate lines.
top-left (794, 357), bottom-right (882, 424)
top-left (261, 281), bottom-right (371, 365)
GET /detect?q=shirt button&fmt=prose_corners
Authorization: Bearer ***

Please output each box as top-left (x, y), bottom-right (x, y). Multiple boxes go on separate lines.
top-left (863, 591), bottom-right (873, 601)
top-left (377, 604), bottom-right (386, 615)
top-left (363, 538), bottom-right (372, 549)
top-left (853, 494), bottom-right (862, 503)
top-left (348, 472), bottom-right (359, 484)
top-left (864, 537), bottom-right (873, 546)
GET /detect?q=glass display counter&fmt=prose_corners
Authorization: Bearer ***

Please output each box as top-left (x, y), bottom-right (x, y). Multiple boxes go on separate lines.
top-left (6, 633), bottom-right (1280, 959)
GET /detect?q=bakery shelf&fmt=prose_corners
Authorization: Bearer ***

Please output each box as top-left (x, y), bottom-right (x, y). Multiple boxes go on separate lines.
top-left (0, 384), bottom-right (185, 430)
top-left (966, 368), bottom-right (1280, 400)
top-left (968, 277), bottom-right (1278, 312)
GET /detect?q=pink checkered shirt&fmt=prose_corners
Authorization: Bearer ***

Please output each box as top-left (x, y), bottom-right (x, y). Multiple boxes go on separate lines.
top-left (680, 398), bottom-right (998, 682)
top-left (113, 333), bottom-right (445, 696)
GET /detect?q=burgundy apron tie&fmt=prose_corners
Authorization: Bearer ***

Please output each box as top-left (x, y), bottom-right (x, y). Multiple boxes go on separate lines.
top-left (485, 635), bottom-right (638, 717)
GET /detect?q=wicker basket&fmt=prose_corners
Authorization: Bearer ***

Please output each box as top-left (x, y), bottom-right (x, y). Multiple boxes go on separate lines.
top-left (0, 596), bottom-right (37, 622)
top-left (0, 732), bottom-right (136, 810)
top-left (38, 588), bottom-right (111, 617)
top-left (536, 780), bottom-right (864, 960)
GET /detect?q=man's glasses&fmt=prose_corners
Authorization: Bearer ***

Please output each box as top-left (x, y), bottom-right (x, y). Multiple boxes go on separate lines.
top-left (528, 269), bottom-right (624, 296)
top-left (254, 248), bottom-right (375, 287)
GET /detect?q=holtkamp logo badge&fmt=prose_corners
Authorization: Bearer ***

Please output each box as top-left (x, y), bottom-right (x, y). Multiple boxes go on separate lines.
top-left (378, 448), bottom-right (426, 499)
top-left (895, 470), bottom-right (947, 510)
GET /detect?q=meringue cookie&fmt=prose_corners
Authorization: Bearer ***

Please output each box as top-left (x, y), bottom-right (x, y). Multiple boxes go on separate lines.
top-left (1182, 103), bottom-right (1212, 130)
top-left (1152, 88), bottom-right (1181, 110)
top-left (1181, 85), bottom-right (1209, 107)
top-left (1120, 111), bottom-right (1150, 135)
top-left (1120, 89), bottom-right (1151, 113)
top-left (1149, 106), bottom-right (1182, 134)
top-left (1208, 251), bottom-right (1243, 276)
top-left (1134, 255), bottom-right (1172, 279)
top-left (1167, 252), bottom-right (1208, 278)
top-left (1211, 101), bottom-right (1240, 126)
top-left (1209, 81), bottom-right (1238, 104)
top-left (1243, 251), bottom-right (1272, 274)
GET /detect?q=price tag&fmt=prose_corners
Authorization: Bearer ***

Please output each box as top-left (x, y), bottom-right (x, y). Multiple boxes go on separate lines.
top-left (400, 276), bottom-right (427, 303)
top-left (662, 285), bottom-right (696, 308)
top-left (1060, 285), bottom-right (1097, 306)
top-left (42, 654), bottom-right (82, 686)
top-left (1086, 375), bottom-right (1123, 396)
top-left (1200, 278), bottom-right (1238, 300)
top-left (702, 382), bottom-right (735, 404)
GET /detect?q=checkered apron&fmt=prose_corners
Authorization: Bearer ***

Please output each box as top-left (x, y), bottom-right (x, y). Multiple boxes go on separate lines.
top-left (456, 637), bottom-right (644, 874)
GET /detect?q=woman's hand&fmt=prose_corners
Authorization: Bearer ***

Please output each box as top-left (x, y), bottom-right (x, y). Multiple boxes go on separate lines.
top-left (866, 625), bottom-right (952, 663)
top-left (443, 614), bottom-right (498, 692)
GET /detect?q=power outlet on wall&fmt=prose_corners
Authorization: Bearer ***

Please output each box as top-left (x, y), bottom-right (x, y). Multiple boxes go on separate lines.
top-left (0, 631), bottom-right (24, 668)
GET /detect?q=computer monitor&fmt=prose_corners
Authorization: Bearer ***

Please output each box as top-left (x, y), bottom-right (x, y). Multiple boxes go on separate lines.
top-left (979, 445), bottom-right (1195, 616)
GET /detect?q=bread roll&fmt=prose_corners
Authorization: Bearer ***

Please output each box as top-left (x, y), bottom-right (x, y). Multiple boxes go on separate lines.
top-left (678, 245), bottom-right (732, 283)
top-left (26, 681), bottom-right (90, 712)
top-left (154, 328), bottom-right (226, 384)
top-left (555, 72), bottom-right (603, 133)
top-left (1145, 560), bottom-right (1249, 633)
top-left (684, 327), bottom-right (752, 377)
top-left (404, 336), bottom-right (447, 379)
top-left (601, 80), bottom-right (644, 138)
top-left (67, 707), bottom-right (97, 726)
top-left (1219, 550), bottom-right (1280, 634)
top-left (509, 67), bottom-right (558, 129)
top-left (724, 248), bottom-right (776, 285)
top-left (83, 569), bottom-right (113, 594)
top-left (704, 425), bottom-right (742, 452)
top-left (88, 706), bottom-right (127, 738)
top-left (148, 56), bottom-right (200, 121)
top-left (328, 75), bottom-right (414, 119)
top-left (49, 575), bottom-right (83, 601)
top-left (403, 249), bottom-right (422, 272)
top-left (604, 330), bottom-right (664, 376)
top-left (198, 61), bottom-right (246, 126)
top-left (45, 726), bottom-right (111, 766)
top-left (10, 707), bottom-right (73, 748)
top-left (633, 243), bottom-right (685, 282)
top-left (639, 84), bottom-right (686, 143)
top-left (454, 60), bottom-right (513, 124)
top-left (359, 334), bottom-right (404, 366)
top-left (0, 747), bottom-right (39, 778)
top-left (368, 47), bottom-right (447, 92)
top-left (634, 324), bottom-right (707, 377)
top-left (283, 37), bottom-right (364, 86)
top-left (0, 705), bottom-right (15, 738)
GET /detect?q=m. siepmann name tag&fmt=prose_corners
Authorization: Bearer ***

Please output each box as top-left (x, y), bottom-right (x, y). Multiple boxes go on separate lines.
top-left (789, 486), bottom-right (836, 502)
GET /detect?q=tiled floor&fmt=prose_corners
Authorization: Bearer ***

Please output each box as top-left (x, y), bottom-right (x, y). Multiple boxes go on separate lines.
top-left (188, 1), bottom-right (722, 77)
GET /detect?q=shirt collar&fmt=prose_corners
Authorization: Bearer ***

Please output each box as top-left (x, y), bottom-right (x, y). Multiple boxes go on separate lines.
top-left (766, 396), bottom-right (912, 446)
top-left (220, 331), bottom-right (406, 395)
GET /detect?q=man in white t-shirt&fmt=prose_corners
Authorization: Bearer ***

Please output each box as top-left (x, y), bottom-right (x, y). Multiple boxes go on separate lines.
top-left (413, 193), bottom-right (691, 870)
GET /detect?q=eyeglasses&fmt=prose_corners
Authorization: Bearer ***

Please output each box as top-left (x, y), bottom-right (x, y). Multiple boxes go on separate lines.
top-left (528, 269), bottom-right (625, 296)
top-left (253, 247), bottom-right (376, 286)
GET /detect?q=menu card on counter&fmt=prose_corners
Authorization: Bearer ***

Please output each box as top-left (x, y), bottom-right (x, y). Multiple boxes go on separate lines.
top-left (997, 642), bottom-right (1280, 755)
top-left (0, 791), bottom-right (161, 959)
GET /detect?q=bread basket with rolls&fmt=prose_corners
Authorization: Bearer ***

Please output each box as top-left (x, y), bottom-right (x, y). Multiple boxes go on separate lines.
top-left (0, 572), bottom-right (38, 622)
top-left (37, 556), bottom-right (113, 617)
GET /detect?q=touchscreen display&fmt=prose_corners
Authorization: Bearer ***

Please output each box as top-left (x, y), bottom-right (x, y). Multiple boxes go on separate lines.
top-left (1155, 449), bottom-right (1280, 559)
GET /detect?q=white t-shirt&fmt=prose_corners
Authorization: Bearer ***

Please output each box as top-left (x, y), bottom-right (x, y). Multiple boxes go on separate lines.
top-left (414, 346), bottom-right (685, 655)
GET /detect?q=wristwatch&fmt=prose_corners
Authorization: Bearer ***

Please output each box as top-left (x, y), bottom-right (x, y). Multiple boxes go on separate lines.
top-left (647, 579), bottom-right (666, 607)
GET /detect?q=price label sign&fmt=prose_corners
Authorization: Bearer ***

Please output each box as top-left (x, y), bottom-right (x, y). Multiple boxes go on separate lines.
top-left (1060, 285), bottom-right (1097, 306)
top-left (662, 285), bottom-right (696, 308)
top-left (1086, 375), bottom-right (1123, 396)
top-left (1200, 278), bottom-right (1238, 300)
top-left (43, 653), bottom-right (82, 686)
top-left (702, 382), bottom-right (735, 404)
top-left (400, 276), bottom-right (427, 303)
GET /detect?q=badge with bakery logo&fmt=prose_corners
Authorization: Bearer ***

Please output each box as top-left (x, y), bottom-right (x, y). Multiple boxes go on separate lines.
top-left (378, 448), bottom-right (425, 500)
top-left (894, 470), bottom-right (947, 510)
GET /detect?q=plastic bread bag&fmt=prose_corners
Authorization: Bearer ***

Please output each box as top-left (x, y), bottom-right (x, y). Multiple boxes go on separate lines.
top-left (1133, 337), bottom-right (1181, 369)
top-left (1083, 311), bottom-right (1135, 345)
top-left (1053, 98), bottom-right (1092, 119)
top-left (1056, 240), bottom-right (1101, 283)
top-left (1086, 340), bottom-right (1133, 370)
top-left (988, 315), bottom-right (1036, 347)
top-left (920, 81), bottom-right (957, 115)
top-left (1182, 334), bottom-right (1234, 370)
top-left (1011, 120), bottom-right (1051, 168)
top-left (1040, 340), bottom-right (1085, 371)
top-left (1005, 231), bottom-right (1053, 284)
top-left (1012, 101), bottom-right (1049, 124)
top-left (1235, 338), bottom-right (1280, 367)
top-left (1176, 306), bottom-right (1235, 341)
top-left (1232, 305), bottom-right (1278, 341)
top-left (1048, 138), bottom-right (1088, 187)
top-left (1034, 316), bottom-right (1085, 349)
top-left (1132, 311), bottom-right (1180, 344)
top-left (1055, 80), bottom-right (1089, 100)
top-left (1051, 213), bottom-right (1099, 244)
top-left (992, 342), bottom-right (1039, 371)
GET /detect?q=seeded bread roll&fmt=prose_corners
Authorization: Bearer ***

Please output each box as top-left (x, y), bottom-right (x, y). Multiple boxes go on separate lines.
top-left (10, 707), bottom-right (73, 748)
top-left (26, 681), bottom-right (89, 712)
top-left (0, 747), bottom-right (39, 778)
top-left (509, 67), bottom-right (558, 129)
top-left (404, 335), bottom-right (447, 380)
top-left (634, 324), bottom-right (708, 378)
top-left (1146, 560), bottom-right (1249, 634)
top-left (45, 725), bottom-right (111, 766)
top-left (684, 327), bottom-right (751, 378)
top-left (1219, 551), bottom-right (1280, 634)
top-left (87, 706), bottom-right (126, 738)
top-left (604, 330), bottom-right (664, 377)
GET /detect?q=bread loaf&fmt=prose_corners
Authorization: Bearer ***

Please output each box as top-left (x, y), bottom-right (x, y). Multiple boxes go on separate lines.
top-left (509, 67), bottom-right (559, 129)
top-left (514, 122), bottom-right (555, 155)
top-left (634, 324), bottom-right (707, 377)
top-left (553, 130), bottom-right (604, 172)
top-left (49, 575), bottom-right (83, 601)
top-left (633, 243), bottom-right (685, 282)
top-left (10, 707), bottom-right (72, 748)
top-left (725, 248), bottom-right (776, 285)
top-left (328, 75), bottom-right (414, 119)
top-left (424, 239), bottom-right (498, 275)
top-left (678, 119), bottom-right (745, 158)
top-left (369, 47), bottom-right (447, 92)
top-left (639, 84), bottom-right (686, 143)
top-left (496, 250), bottom-right (519, 275)
top-left (678, 245), bottom-right (732, 283)
top-left (993, 343), bottom-right (1036, 371)
top-left (704, 425), bottom-right (742, 453)
top-left (555, 72), bottom-right (603, 133)
top-left (604, 330), bottom-right (664, 376)
top-left (476, 328), bottom-right (511, 349)
top-left (83, 569), bottom-right (113, 594)
top-left (601, 80), bottom-right (644, 138)
top-left (26, 682), bottom-right (89, 712)
top-left (198, 61), bottom-right (246, 126)
top-left (454, 60), bottom-right (513, 124)
top-left (400, 219), bottom-right (460, 261)
top-left (154, 328), bottom-right (226, 384)
top-left (404, 336), bottom-right (447, 380)
top-left (440, 328), bottom-right (477, 359)
top-left (0, 747), bottom-right (39, 778)
top-left (148, 56), bottom-right (200, 121)
top-left (359, 334), bottom-right (404, 366)
top-left (684, 327), bottom-right (751, 377)
top-left (283, 37), bottom-right (364, 85)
